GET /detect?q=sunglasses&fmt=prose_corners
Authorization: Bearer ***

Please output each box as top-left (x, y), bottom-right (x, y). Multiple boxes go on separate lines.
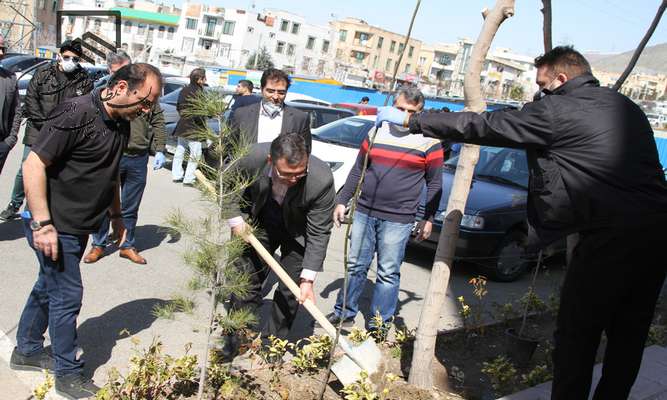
top-left (274, 165), bottom-right (308, 180)
top-left (264, 88), bottom-right (287, 96)
top-left (62, 55), bottom-right (81, 63)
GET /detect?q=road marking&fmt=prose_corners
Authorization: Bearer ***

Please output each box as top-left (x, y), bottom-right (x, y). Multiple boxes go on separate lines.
top-left (0, 328), bottom-right (66, 400)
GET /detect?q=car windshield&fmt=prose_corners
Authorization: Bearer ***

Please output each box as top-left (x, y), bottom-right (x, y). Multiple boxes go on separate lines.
top-left (161, 88), bottom-right (182, 106)
top-left (444, 146), bottom-right (504, 173)
top-left (311, 117), bottom-right (374, 148)
top-left (475, 148), bottom-right (529, 188)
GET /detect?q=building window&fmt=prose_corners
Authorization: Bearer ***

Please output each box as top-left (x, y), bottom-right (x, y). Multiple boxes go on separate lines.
top-left (276, 41), bottom-right (285, 54)
top-left (52, 0), bottom-right (56, 12)
top-left (205, 17), bottom-right (216, 36)
top-left (38, 0), bottom-right (45, 9)
top-left (317, 59), bottom-right (325, 75)
top-left (386, 58), bottom-right (392, 71)
top-left (280, 20), bottom-right (289, 32)
top-left (377, 36), bottom-right (383, 49)
top-left (339, 30), bottom-right (347, 42)
top-left (182, 37), bottom-right (194, 52)
top-left (322, 40), bottom-right (330, 53)
top-left (167, 27), bottom-right (175, 39)
top-left (147, 26), bottom-right (155, 42)
top-left (157, 26), bottom-right (165, 38)
top-left (223, 21), bottom-right (235, 35)
top-left (390, 40), bottom-right (396, 52)
top-left (418, 56), bottom-right (426, 66)
top-left (405, 63), bottom-right (411, 73)
top-left (137, 23), bottom-right (146, 35)
top-left (219, 42), bottom-right (231, 57)
top-left (94, 19), bottom-right (101, 30)
top-left (306, 36), bottom-right (315, 50)
top-left (301, 56), bottom-right (311, 71)
top-left (287, 43), bottom-right (295, 56)
top-left (356, 32), bottom-right (370, 45)
top-left (124, 21), bottom-right (132, 33)
top-left (372, 55), bottom-right (378, 68)
top-left (186, 18), bottom-right (197, 30)
top-left (398, 43), bottom-right (405, 54)
top-left (291, 22), bottom-right (300, 35)
top-left (353, 51), bottom-right (365, 61)
top-left (200, 38), bottom-right (213, 50)
top-left (409, 45), bottom-right (414, 57)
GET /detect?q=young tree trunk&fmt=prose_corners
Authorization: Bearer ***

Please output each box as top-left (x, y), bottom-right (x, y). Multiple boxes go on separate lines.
top-left (408, 0), bottom-right (516, 389)
top-left (541, 0), bottom-right (552, 53)
top-left (612, 0), bottom-right (666, 91)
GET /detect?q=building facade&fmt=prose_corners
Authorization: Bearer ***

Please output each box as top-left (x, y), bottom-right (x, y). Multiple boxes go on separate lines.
top-left (0, 0), bottom-right (63, 54)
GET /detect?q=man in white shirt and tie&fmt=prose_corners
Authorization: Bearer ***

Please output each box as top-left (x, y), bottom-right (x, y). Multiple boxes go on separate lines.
top-left (229, 68), bottom-right (311, 151)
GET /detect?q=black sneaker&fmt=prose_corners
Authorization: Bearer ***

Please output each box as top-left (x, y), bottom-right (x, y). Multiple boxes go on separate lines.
top-left (0, 203), bottom-right (19, 221)
top-left (9, 347), bottom-right (54, 372)
top-left (219, 334), bottom-right (240, 363)
top-left (322, 313), bottom-right (355, 328)
top-left (55, 373), bottom-right (100, 400)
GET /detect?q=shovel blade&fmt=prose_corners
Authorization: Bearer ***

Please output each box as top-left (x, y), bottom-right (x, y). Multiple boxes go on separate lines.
top-left (331, 338), bottom-right (382, 386)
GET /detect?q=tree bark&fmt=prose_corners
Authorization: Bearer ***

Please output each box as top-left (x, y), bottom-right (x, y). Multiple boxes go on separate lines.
top-left (612, 0), bottom-right (666, 91)
top-left (408, 0), bottom-right (516, 389)
top-left (541, 0), bottom-right (552, 53)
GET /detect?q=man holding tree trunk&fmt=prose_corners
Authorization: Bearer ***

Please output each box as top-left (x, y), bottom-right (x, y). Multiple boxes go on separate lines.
top-left (376, 46), bottom-right (667, 400)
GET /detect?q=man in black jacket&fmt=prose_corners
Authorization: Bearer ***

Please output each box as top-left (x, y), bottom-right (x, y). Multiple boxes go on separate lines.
top-left (229, 68), bottom-right (311, 150)
top-left (223, 133), bottom-right (335, 359)
top-left (376, 46), bottom-right (667, 400)
top-left (172, 68), bottom-right (206, 185)
top-left (0, 39), bottom-right (93, 220)
top-left (0, 35), bottom-right (19, 174)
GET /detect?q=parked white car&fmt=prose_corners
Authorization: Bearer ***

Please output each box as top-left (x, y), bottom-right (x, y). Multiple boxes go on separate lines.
top-left (310, 115), bottom-right (376, 192)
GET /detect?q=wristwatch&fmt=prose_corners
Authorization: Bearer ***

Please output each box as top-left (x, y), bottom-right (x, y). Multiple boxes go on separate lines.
top-left (29, 219), bottom-right (53, 231)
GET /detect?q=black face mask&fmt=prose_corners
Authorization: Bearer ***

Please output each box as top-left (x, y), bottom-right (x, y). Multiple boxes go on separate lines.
top-left (533, 89), bottom-right (546, 102)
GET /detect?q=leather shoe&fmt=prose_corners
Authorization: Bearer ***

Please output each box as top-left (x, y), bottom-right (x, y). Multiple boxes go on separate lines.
top-left (119, 248), bottom-right (147, 265)
top-left (83, 246), bottom-right (105, 264)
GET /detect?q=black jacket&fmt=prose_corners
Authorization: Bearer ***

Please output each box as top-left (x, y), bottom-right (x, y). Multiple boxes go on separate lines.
top-left (411, 74), bottom-right (667, 247)
top-left (173, 83), bottom-right (206, 140)
top-left (22, 63), bottom-right (93, 146)
top-left (229, 101), bottom-right (311, 150)
top-left (228, 143), bottom-right (335, 272)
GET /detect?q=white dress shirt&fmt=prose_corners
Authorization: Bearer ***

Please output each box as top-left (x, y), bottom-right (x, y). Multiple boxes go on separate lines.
top-left (257, 103), bottom-right (284, 144)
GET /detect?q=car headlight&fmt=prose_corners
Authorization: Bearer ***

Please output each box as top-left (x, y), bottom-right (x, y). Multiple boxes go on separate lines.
top-left (460, 214), bottom-right (485, 230)
top-left (326, 161), bottom-right (344, 172)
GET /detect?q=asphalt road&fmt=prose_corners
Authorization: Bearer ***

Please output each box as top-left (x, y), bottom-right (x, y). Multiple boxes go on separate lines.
top-left (0, 141), bottom-right (567, 398)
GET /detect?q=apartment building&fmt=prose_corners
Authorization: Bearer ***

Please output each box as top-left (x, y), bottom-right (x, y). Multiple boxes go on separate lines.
top-left (0, 0), bottom-right (62, 53)
top-left (330, 17), bottom-right (422, 88)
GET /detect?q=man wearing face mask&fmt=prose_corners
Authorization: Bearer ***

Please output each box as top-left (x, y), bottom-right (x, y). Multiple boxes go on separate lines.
top-left (0, 39), bottom-right (93, 221)
top-left (229, 68), bottom-right (311, 150)
top-left (10, 63), bottom-right (162, 399)
top-left (376, 46), bottom-right (667, 400)
top-left (327, 88), bottom-right (442, 333)
top-left (83, 50), bottom-right (167, 265)
top-left (0, 35), bottom-right (20, 174)
top-left (172, 68), bottom-right (207, 186)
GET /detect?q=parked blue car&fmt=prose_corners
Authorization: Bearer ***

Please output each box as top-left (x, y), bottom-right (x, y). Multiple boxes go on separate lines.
top-left (412, 146), bottom-right (565, 282)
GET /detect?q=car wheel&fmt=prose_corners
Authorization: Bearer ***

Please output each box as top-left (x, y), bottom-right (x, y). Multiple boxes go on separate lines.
top-left (487, 230), bottom-right (530, 282)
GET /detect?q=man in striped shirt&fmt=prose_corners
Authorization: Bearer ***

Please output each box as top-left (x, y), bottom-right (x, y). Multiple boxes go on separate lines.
top-left (329, 87), bottom-right (443, 331)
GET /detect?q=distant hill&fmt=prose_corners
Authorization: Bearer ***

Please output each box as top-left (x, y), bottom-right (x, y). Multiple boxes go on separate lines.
top-left (585, 43), bottom-right (667, 75)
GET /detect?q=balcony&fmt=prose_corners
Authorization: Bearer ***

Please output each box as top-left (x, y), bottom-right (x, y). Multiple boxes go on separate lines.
top-left (198, 27), bottom-right (220, 40)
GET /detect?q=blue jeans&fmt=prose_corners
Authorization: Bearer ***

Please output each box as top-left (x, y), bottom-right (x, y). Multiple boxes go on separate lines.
top-left (16, 218), bottom-right (88, 376)
top-left (334, 211), bottom-right (413, 325)
top-left (91, 153), bottom-right (148, 249)
top-left (171, 137), bottom-right (202, 184)
top-left (8, 145), bottom-right (31, 208)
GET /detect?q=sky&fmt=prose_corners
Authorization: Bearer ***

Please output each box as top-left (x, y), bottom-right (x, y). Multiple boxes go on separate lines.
top-left (173, 0), bottom-right (667, 57)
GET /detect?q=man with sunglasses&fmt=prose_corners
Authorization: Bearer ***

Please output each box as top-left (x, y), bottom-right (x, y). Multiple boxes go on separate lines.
top-left (327, 87), bottom-right (443, 333)
top-left (221, 132), bottom-right (335, 360)
top-left (0, 39), bottom-right (93, 221)
top-left (10, 63), bottom-right (162, 399)
top-left (229, 68), bottom-right (311, 150)
top-left (0, 35), bottom-right (20, 175)
top-left (83, 50), bottom-right (167, 265)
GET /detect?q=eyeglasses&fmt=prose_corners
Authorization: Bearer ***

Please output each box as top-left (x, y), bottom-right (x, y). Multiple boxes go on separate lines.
top-left (62, 55), bottom-right (81, 63)
top-left (264, 88), bottom-right (287, 96)
top-left (273, 166), bottom-right (308, 180)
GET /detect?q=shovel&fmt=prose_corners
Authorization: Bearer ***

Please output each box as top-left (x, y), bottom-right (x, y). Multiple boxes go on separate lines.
top-left (244, 232), bottom-right (383, 386)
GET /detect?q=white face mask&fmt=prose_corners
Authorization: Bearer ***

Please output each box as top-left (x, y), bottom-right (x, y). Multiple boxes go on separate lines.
top-left (261, 100), bottom-right (283, 119)
top-left (60, 58), bottom-right (78, 73)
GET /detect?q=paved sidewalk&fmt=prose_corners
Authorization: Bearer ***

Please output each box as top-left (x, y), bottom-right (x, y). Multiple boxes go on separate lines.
top-left (499, 345), bottom-right (667, 400)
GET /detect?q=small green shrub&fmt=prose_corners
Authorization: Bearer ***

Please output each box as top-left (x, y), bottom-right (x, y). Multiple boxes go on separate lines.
top-left (291, 335), bottom-right (333, 374)
top-left (481, 355), bottom-right (518, 394)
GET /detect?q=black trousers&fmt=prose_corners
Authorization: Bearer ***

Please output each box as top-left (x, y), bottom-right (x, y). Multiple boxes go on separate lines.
top-left (229, 199), bottom-right (305, 338)
top-left (551, 224), bottom-right (666, 400)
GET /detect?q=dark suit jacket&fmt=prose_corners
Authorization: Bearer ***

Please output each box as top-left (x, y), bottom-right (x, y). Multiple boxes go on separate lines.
top-left (229, 101), bottom-right (312, 150)
top-left (174, 83), bottom-right (206, 140)
top-left (228, 143), bottom-right (335, 272)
